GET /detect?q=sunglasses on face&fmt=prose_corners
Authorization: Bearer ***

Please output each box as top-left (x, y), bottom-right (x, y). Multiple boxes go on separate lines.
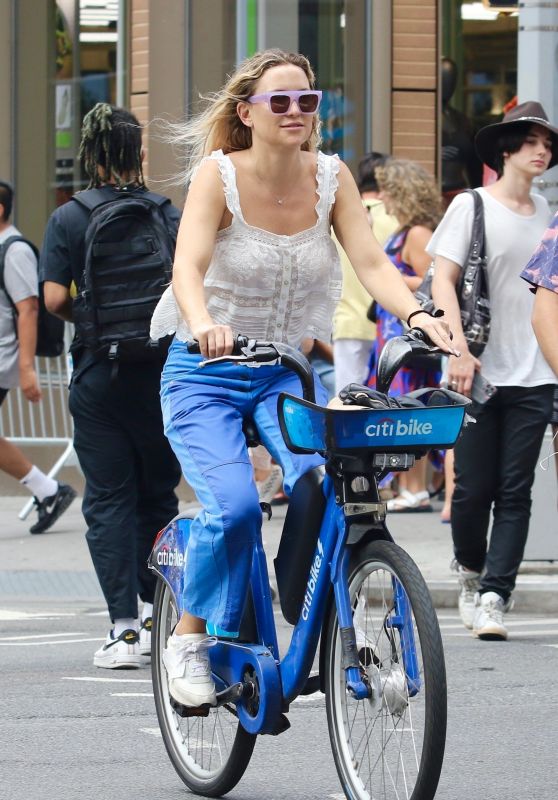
top-left (248, 90), bottom-right (322, 115)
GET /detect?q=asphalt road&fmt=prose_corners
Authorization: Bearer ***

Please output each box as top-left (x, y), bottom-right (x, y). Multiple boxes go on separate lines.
top-left (1, 598), bottom-right (558, 800)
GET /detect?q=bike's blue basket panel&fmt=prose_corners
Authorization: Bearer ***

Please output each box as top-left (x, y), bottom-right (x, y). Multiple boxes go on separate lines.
top-left (278, 393), bottom-right (467, 455)
top-left (279, 395), bottom-right (327, 453)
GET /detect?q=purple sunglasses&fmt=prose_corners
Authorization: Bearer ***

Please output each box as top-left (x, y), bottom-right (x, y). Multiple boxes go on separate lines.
top-left (248, 90), bottom-right (322, 115)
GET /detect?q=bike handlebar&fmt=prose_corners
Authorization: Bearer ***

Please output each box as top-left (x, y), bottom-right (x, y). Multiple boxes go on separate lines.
top-left (187, 327), bottom-right (444, 402)
top-left (375, 327), bottom-right (443, 395)
top-left (187, 336), bottom-right (318, 403)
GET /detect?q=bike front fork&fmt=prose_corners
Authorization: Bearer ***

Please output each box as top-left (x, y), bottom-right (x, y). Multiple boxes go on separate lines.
top-left (331, 532), bottom-right (421, 700)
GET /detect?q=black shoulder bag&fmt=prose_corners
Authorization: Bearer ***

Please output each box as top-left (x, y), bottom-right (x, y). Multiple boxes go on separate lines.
top-left (458, 189), bottom-right (490, 357)
top-left (414, 189), bottom-right (490, 357)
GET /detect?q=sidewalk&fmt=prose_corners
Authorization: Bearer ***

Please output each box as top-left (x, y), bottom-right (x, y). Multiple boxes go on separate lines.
top-left (1, 495), bottom-right (557, 611)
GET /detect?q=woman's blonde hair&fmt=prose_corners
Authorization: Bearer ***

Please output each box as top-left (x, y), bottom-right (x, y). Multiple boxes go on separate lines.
top-left (376, 159), bottom-right (442, 230)
top-left (169, 49), bottom-right (320, 184)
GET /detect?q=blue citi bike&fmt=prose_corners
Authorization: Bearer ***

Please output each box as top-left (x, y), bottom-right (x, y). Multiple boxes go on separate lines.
top-left (148, 330), bottom-right (471, 800)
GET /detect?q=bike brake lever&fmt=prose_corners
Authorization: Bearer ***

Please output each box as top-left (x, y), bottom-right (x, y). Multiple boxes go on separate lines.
top-left (406, 327), bottom-right (444, 355)
top-left (199, 344), bottom-right (281, 368)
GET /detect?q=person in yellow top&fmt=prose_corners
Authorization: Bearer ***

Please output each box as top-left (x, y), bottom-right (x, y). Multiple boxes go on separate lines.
top-left (332, 152), bottom-right (398, 394)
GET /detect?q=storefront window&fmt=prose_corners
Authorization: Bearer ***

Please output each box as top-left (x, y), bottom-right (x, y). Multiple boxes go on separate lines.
top-left (188, 0), bottom-right (369, 172)
top-left (441, 0), bottom-right (518, 198)
top-left (55, 0), bottom-right (123, 205)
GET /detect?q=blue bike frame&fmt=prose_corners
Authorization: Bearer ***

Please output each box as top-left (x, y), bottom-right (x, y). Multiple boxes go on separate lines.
top-left (150, 470), bottom-right (419, 734)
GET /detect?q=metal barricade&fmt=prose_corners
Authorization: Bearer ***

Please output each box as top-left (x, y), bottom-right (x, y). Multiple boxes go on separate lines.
top-left (0, 325), bottom-right (78, 519)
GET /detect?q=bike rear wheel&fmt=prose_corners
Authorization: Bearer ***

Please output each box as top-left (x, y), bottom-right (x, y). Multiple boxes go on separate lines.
top-left (152, 579), bottom-right (257, 797)
top-left (324, 540), bottom-right (447, 800)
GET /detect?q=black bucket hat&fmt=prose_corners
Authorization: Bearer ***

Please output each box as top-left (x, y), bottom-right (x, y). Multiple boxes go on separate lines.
top-left (474, 101), bottom-right (558, 170)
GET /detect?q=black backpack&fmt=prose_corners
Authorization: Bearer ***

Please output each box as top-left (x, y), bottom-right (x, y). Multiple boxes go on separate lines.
top-left (0, 236), bottom-right (65, 358)
top-left (71, 188), bottom-right (175, 364)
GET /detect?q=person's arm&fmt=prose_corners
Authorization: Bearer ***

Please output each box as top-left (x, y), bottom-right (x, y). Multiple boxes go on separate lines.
top-left (332, 161), bottom-right (457, 354)
top-left (311, 339), bottom-right (334, 364)
top-left (14, 296), bottom-right (41, 402)
top-left (3, 243), bottom-right (42, 402)
top-left (43, 281), bottom-right (73, 321)
top-left (401, 225), bottom-right (435, 291)
top-left (172, 160), bottom-right (232, 358)
top-left (40, 207), bottom-right (79, 322)
top-left (431, 255), bottom-right (480, 396)
top-left (532, 286), bottom-right (558, 376)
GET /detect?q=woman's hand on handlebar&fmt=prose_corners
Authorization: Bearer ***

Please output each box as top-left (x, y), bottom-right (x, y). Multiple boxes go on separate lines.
top-left (410, 311), bottom-right (461, 357)
top-left (191, 322), bottom-right (235, 358)
top-left (446, 350), bottom-right (481, 397)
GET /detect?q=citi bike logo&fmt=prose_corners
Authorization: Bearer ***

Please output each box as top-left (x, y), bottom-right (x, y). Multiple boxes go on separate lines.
top-left (365, 416), bottom-right (433, 438)
top-left (301, 539), bottom-right (325, 621)
top-left (156, 545), bottom-right (186, 568)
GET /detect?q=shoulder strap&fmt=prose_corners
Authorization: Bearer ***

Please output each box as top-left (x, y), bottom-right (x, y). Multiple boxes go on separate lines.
top-left (205, 151), bottom-right (243, 221)
top-left (0, 236), bottom-right (39, 302)
top-left (465, 189), bottom-right (486, 263)
top-left (73, 187), bottom-right (170, 213)
top-left (316, 153), bottom-right (340, 223)
top-left (72, 188), bottom-right (111, 212)
top-left (140, 190), bottom-right (171, 208)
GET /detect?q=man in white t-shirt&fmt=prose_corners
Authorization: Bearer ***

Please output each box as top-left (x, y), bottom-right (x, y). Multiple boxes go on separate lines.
top-left (0, 180), bottom-right (76, 533)
top-left (428, 102), bottom-right (558, 641)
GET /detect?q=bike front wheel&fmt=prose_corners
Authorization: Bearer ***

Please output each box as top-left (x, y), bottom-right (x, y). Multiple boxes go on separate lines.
top-left (152, 579), bottom-right (257, 797)
top-left (324, 540), bottom-right (447, 800)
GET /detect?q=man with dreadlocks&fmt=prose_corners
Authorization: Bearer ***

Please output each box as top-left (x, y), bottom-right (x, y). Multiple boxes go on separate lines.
top-left (40, 103), bottom-right (181, 669)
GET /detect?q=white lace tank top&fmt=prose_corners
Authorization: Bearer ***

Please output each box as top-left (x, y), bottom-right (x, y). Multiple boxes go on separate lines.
top-left (150, 149), bottom-right (342, 348)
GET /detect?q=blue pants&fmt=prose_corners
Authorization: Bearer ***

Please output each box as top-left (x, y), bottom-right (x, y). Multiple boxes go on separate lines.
top-left (161, 339), bottom-right (326, 636)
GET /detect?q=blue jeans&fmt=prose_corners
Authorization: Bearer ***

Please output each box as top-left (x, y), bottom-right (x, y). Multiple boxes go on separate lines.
top-left (161, 339), bottom-right (327, 636)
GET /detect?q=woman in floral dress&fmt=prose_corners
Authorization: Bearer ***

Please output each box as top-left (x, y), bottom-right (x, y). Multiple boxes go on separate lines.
top-left (367, 159), bottom-right (443, 511)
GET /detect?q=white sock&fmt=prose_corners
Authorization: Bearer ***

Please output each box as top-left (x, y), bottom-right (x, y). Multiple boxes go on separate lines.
top-left (141, 602), bottom-right (153, 622)
top-left (20, 466), bottom-right (58, 502)
top-left (113, 618), bottom-right (138, 637)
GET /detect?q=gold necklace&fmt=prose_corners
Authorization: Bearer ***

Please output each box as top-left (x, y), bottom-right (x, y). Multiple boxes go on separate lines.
top-left (254, 166), bottom-right (297, 206)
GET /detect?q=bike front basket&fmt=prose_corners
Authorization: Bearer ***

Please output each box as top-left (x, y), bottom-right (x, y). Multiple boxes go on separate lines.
top-left (278, 392), bottom-right (468, 456)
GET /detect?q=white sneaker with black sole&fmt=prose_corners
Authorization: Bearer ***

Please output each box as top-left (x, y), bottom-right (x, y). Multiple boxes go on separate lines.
top-left (453, 560), bottom-right (481, 630)
top-left (163, 632), bottom-right (217, 707)
top-left (93, 628), bottom-right (143, 669)
top-left (473, 591), bottom-right (513, 641)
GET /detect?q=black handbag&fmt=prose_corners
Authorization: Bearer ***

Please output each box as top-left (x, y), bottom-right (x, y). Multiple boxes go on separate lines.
top-left (414, 189), bottom-right (490, 357)
top-left (459, 189), bottom-right (490, 356)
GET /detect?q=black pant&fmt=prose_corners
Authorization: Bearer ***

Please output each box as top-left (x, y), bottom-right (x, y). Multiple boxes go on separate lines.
top-left (69, 360), bottom-right (181, 621)
top-left (451, 383), bottom-right (554, 601)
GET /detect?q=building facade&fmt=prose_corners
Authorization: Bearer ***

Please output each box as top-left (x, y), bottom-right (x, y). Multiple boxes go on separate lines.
top-left (1, 1), bottom-right (557, 238)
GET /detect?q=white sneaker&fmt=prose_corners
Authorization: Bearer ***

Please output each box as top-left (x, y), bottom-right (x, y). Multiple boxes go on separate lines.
top-left (93, 628), bottom-right (143, 669)
top-left (453, 561), bottom-right (481, 629)
top-left (473, 591), bottom-right (513, 641)
top-left (163, 633), bottom-right (218, 707)
top-left (256, 465), bottom-right (284, 506)
top-left (139, 617), bottom-right (152, 657)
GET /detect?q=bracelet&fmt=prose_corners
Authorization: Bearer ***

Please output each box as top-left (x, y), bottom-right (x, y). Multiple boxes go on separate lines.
top-left (406, 308), bottom-right (444, 327)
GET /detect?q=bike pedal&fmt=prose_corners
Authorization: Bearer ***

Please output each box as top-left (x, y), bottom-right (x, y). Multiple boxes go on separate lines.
top-left (170, 697), bottom-right (211, 718)
top-left (216, 682), bottom-right (244, 705)
top-left (300, 674), bottom-right (321, 695)
top-left (268, 712), bottom-right (291, 736)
